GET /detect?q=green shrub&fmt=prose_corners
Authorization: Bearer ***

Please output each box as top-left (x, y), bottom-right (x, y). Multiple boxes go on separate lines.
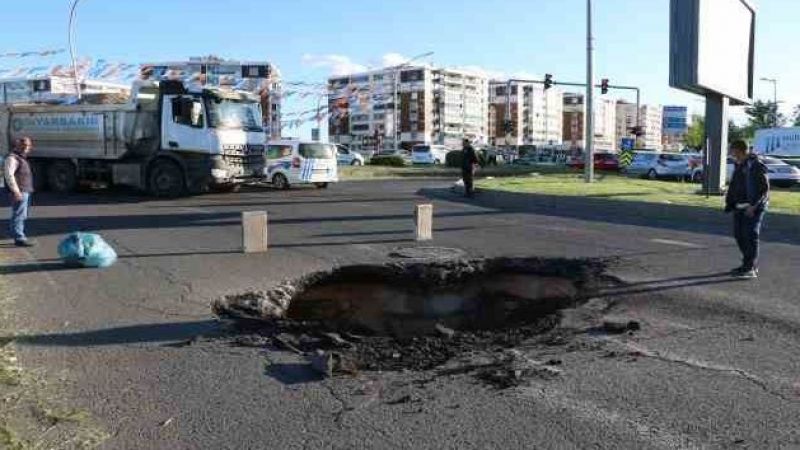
top-left (369, 155), bottom-right (406, 167)
top-left (445, 150), bottom-right (463, 168)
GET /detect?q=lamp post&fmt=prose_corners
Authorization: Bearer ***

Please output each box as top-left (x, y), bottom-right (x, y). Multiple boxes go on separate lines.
top-left (68, 0), bottom-right (83, 101)
top-left (759, 77), bottom-right (778, 126)
top-left (391, 51), bottom-right (434, 150)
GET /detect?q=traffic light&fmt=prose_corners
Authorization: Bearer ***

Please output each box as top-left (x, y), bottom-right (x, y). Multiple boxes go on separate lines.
top-left (629, 126), bottom-right (643, 137)
top-left (601, 78), bottom-right (609, 94)
top-left (544, 73), bottom-right (553, 90)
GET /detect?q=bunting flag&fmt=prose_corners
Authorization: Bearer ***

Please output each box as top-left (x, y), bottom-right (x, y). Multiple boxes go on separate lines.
top-left (0, 48), bottom-right (65, 59)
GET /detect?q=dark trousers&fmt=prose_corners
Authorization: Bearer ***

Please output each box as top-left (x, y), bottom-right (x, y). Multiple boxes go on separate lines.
top-left (733, 209), bottom-right (765, 270)
top-left (461, 169), bottom-right (474, 197)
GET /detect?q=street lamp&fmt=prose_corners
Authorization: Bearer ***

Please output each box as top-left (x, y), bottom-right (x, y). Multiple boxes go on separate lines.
top-left (68, 0), bottom-right (83, 101)
top-left (759, 77), bottom-right (778, 127)
top-left (390, 51), bottom-right (434, 150)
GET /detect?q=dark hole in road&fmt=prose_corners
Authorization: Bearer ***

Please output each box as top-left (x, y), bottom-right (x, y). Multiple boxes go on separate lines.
top-left (214, 257), bottom-right (606, 373)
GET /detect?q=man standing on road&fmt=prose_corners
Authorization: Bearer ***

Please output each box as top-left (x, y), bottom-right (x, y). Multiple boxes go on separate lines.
top-left (4, 137), bottom-right (36, 247)
top-left (461, 139), bottom-right (479, 198)
top-left (725, 140), bottom-right (769, 279)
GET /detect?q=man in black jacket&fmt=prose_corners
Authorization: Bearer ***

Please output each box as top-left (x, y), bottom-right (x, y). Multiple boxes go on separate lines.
top-left (461, 139), bottom-right (479, 198)
top-left (725, 140), bottom-right (769, 279)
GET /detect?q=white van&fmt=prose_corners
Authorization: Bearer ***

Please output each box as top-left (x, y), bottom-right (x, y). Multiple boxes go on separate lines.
top-left (265, 140), bottom-right (338, 189)
top-left (411, 144), bottom-right (449, 165)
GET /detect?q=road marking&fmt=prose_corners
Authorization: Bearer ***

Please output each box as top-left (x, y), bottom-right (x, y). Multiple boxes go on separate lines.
top-left (650, 238), bottom-right (704, 249)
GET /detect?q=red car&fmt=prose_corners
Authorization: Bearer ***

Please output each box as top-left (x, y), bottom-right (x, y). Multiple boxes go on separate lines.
top-left (567, 153), bottom-right (620, 171)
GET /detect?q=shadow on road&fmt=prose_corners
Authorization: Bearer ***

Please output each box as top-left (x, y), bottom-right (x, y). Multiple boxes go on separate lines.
top-left (10, 320), bottom-right (223, 347)
top-left (420, 187), bottom-right (800, 246)
top-left (600, 272), bottom-right (747, 298)
top-left (264, 363), bottom-right (324, 385)
top-left (13, 210), bottom-right (503, 238)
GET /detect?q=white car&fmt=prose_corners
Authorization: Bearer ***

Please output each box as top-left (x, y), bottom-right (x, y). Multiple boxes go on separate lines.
top-left (625, 152), bottom-right (698, 180)
top-left (335, 145), bottom-right (365, 166)
top-left (693, 156), bottom-right (800, 188)
top-left (265, 140), bottom-right (338, 189)
top-left (411, 144), bottom-right (449, 165)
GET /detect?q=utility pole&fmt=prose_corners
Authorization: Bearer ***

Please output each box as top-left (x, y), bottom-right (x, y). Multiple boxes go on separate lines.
top-left (68, 0), bottom-right (83, 101)
top-left (584, 0), bottom-right (595, 183)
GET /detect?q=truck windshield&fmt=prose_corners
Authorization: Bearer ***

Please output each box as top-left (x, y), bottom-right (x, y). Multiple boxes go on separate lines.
top-left (207, 99), bottom-right (263, 132)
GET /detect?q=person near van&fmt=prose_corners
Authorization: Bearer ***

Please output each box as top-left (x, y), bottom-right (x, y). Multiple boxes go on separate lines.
top-left (5, 137), bottom-right (36, 247)
top-left (461, 139), bottom-right (479, 198)
top-left (725, 140), bottom-right (769, 279)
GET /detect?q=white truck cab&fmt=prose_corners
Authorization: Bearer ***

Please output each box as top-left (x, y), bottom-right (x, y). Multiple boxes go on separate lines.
top-left (265, 140), bottom-right (338, 189)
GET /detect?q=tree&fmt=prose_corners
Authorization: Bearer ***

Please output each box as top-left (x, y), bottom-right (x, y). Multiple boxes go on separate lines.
top-left (728, 121), bottom-right (748, 143)
top-left (744, 100), bottom-right (785, 130)
top-left (792, 105), bottom-right (800, 127)
top-left (685, 115), bottom-right (705, 150)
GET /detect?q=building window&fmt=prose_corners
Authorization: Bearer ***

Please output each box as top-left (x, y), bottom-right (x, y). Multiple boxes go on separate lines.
top-left (352, 124), bottom-right (370, 131)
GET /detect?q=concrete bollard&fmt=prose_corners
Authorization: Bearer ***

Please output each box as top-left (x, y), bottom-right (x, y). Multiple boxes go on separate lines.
top-left (415, 204), bottom-right (433, 241)
top-left (242, 211), bottom-right (268, 253)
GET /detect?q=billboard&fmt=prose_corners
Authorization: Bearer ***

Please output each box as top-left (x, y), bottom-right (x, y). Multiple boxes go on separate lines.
top-left (670, 0), bottom-right (755, 105)
top-left (753, 128), bottom-right (800, 157)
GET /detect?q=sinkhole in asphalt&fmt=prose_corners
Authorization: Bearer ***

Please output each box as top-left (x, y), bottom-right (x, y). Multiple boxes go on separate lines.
top-left (215, 257), bottom-right (603, 338)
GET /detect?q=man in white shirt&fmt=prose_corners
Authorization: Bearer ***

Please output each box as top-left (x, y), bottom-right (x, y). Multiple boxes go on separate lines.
top-left (4, 137), bottom-right (36, 247)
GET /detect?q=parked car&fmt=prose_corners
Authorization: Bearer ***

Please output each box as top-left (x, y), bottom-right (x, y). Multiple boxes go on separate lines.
top-left (265, 140), bottom-right (338, 189)
top-left (335, 145), bottom-right (365, 166)
top-left (625, 152), bottom-right (696, 180)
top-left (567, 152), bottom-right (620, 171)
top-left (411, 144), bottom-right (449, 165)
top-left (375, 149), bottom-right (412, 163)
top-left (691, 156), bottom-right (800, 188)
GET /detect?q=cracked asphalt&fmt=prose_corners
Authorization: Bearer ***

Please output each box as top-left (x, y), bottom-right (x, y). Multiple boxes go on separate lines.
top-left (3, 179), bottom-right (800, 449)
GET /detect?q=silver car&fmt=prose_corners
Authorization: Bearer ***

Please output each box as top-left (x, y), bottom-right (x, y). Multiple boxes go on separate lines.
top-left (625, 152), bottom-right (696, 180)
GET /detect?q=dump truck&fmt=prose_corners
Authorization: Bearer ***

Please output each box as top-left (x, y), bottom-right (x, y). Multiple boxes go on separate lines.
top-left (0, 79), bottom-right (266, 196)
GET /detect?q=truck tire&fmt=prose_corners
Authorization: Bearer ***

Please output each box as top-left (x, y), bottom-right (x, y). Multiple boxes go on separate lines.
top-left (148, 159), bottom-right (186, 197)
top-left (30, 161), bottom-right (49, 191)
top-left (272, 173), bottom-right (289, 190)
top-left (47, 160), bottom-right (77, 193)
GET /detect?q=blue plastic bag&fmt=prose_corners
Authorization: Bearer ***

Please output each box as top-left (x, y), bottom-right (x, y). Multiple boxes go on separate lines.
top-left (57, 232), bottom-right (117, 268)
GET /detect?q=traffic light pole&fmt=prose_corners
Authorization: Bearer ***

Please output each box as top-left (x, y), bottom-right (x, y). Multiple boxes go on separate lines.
top-left (507, 79), bottom-right (642, 120)
top-left (585, 0), bottom-right (595, 183)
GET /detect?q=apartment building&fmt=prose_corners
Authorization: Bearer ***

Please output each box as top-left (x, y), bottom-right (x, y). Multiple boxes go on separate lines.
top-left (561, 93), bottom-right (617, 152)
top-left (327, 66), bottom-right (489, 151)
top-left (616, 101), bottom-right (663, 150)
top-left (487, 81), bottom-right (563, 147)
top-left (662, 105), bottom-right (689, 151)
top-left (140, 57), bottom-right (283, 139)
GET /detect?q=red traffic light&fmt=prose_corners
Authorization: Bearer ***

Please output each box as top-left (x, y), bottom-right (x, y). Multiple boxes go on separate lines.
top-left (601, 78), bottom-right (609, 94)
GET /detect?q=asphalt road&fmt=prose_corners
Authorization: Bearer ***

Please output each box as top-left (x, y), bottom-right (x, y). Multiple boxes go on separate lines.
top-left (3, 179), bottom-right (800, 449)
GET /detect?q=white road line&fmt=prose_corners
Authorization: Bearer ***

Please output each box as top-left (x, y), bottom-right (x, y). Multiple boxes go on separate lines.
top-left (650, 238), bottom-right (704, 249)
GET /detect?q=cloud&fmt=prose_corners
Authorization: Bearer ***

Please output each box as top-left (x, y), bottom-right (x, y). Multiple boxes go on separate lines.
top-left (381, 53), bottom-right (411, 68)
top-left (301, 54), bottom-right (368, 76)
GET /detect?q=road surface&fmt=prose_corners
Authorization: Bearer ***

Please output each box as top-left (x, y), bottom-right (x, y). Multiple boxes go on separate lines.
top-left (3, 179), bottom-right (800, 449)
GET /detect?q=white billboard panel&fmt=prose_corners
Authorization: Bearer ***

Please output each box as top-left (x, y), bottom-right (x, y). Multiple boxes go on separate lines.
top-left (670, 0), bottom-right (755, 105)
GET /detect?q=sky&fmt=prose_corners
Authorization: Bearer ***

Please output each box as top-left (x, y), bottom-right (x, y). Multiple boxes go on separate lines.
top-left (1, 0), bottom-right (797, 138)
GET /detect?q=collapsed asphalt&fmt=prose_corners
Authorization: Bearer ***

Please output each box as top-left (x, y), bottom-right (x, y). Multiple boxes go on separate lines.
top-left (3, 179), bottom-right (800, 449)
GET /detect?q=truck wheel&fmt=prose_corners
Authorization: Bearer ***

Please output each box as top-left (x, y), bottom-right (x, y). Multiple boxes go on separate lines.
top-left (148, 159), bottom-right (186, 197)
top-left (315, 182), bottom-right (329, 189)
top-left (47, 160), bottom-right (77, 193)
top-left (30, 161), bottom-right (49, 191)
top-left (272, 173), bottom-right (289, 190)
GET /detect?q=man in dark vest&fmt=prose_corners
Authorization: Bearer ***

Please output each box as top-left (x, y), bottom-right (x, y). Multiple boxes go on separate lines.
top-left (461, 139), bottom-right (479, 198)
top-left (4, 137), bottom-right (36, 247)
top-left (725, 140), bottom-right (769, 279)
